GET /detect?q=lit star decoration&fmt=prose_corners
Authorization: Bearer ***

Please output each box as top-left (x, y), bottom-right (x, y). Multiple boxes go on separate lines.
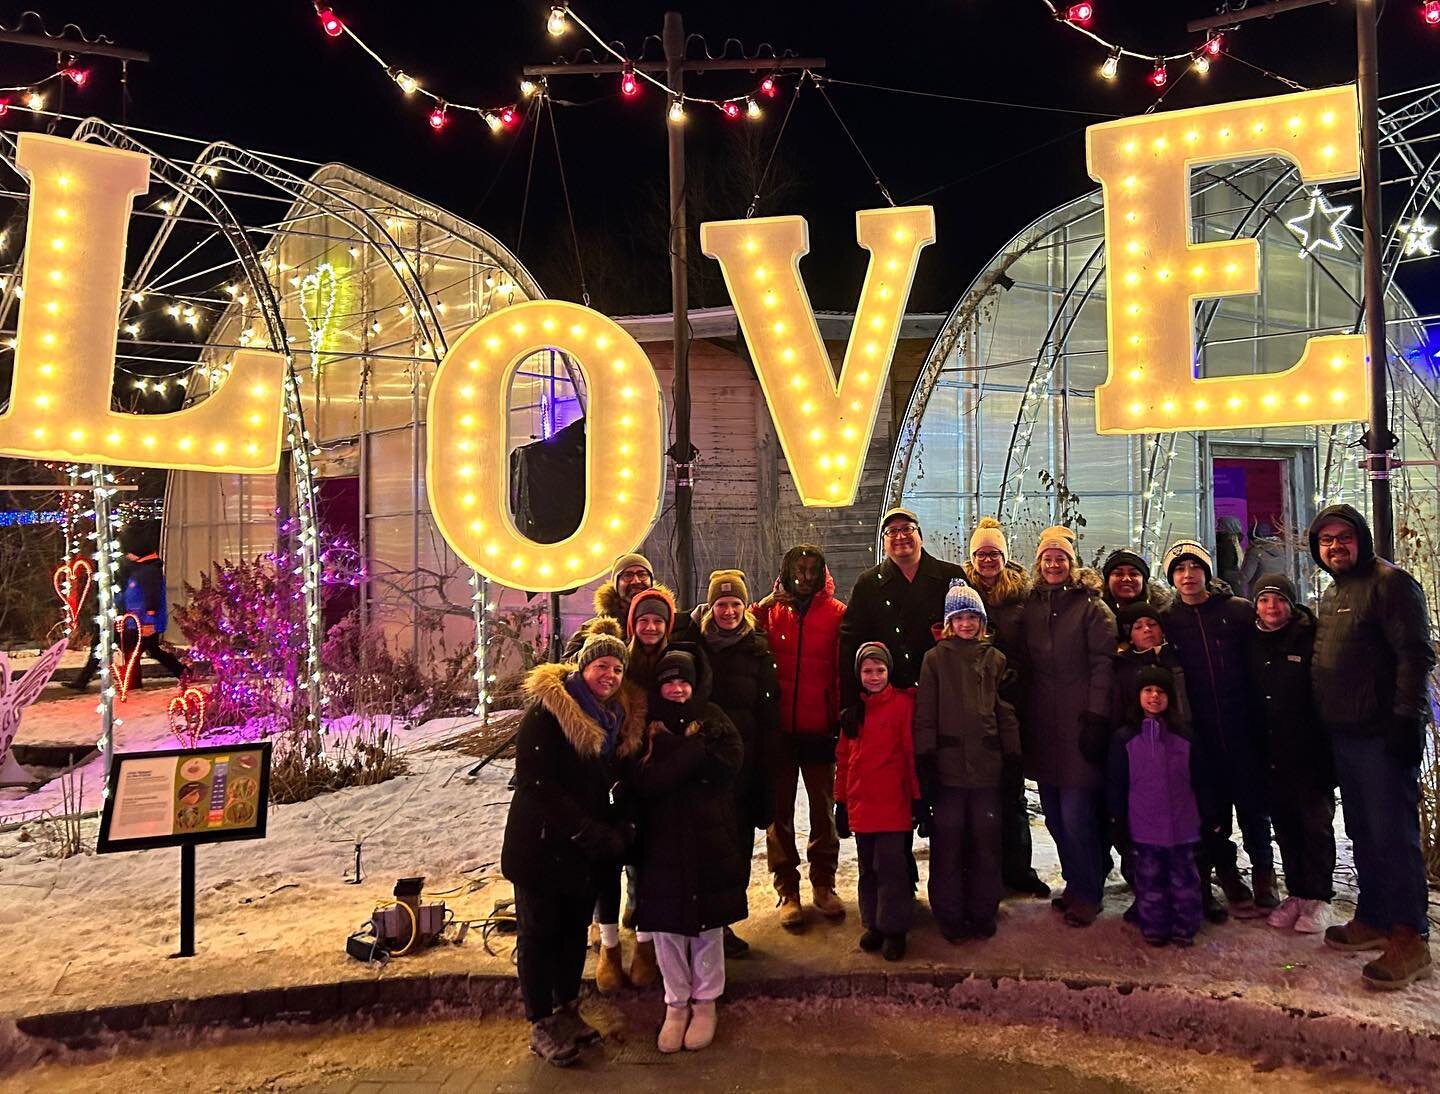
top-left (1086, 84), bottom-right (1366, 435)
top-left (1285, 189), bottom-right (1353, 259)
top-left (1400, 217), bottom-right (1436, 257)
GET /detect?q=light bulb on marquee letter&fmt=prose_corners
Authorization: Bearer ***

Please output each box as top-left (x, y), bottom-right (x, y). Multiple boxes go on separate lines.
top-left (0, 134), bottom-right (285, 472)
top-left (1086, 85), bottom-right (1365, 434)
top-left (701, 206), bottom-right (935, 506)
top-left (427, 300), bottom-right (665, 593)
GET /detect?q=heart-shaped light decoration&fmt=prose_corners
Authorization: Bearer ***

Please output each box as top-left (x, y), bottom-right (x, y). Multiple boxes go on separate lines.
top-left (168, 686), bottom-right (207, 748)
top-left (113, 613), bottom-right (142, 702)
top-left (300, 262), bottom-right (338, 377)
top-left (52, 557), bottom-right (93, 633)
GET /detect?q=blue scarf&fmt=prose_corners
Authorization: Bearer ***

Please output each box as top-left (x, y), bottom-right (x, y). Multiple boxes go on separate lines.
top-left (565, 671), bottom-right (623, 755)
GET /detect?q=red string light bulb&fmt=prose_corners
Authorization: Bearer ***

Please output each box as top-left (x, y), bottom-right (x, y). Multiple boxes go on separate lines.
top-left (1149, 60), bottom-right (1168, 88)
top-left (1425, 1), bottom-right (1440, 26)
top-left (1203, 34), bottom-right (1223, 55)
top-left (317, 7), bottom-right (343, 36)
top-left (63, 66), bottom-right (89, 87)
top-left (722, 100), bottom-right (741, 119)
top-left (1066, 2), bottom-right (1094, 25)
top-left (499, 106), bottom-right (518, 128)
top-left (429, 103), bottom-right (448, 130)
top-left (620, 62), bottom-right (639, 97)
top-left (759, 75), bottom-right (777, 98)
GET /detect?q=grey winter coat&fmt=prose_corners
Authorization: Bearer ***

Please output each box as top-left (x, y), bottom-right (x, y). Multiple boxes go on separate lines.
top-left (1020, 570), bottom-right (1117, 790)
top-left (1238, 536), bottom-right (1286, 597)
top-left (914, 636), bottom-right (1020, 789)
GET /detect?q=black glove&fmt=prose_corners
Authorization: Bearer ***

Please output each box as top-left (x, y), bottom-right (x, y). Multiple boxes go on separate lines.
top-left (834, 801), bottom-right (852, 839)
top-left (1386, 715), bottom-right (1426, 768)
top-left (913, 797), bottom-right (933, 840)
top-left (1078, 711), bottom-right (1111, 764)
top-left (571, 820), bottom-right (627, 861)
top-left (839, 705), bottom-right (863, 739)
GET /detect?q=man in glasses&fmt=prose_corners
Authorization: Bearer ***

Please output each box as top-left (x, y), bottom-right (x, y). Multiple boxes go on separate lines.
top-left (1309, 505), bottom-right (1435, 989)
top-left (840, 508), bottom-right (968, 708)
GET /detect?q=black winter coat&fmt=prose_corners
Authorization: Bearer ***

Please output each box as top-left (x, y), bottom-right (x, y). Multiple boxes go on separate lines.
top-left (1247, 606), bottom-right (1334, 797)
top-left (501, 664), bottom-right (646, 894)
top-left (1159, 590), bottom-right (1256, 769)
top-left (701, 622), bottom-right (781, 831)
top-left (840, 550), bottom-right (969, 707)
top-left (1309, 504), bottom-right (1436, 734)
top-left (629, 703), bottom-right (748, 936)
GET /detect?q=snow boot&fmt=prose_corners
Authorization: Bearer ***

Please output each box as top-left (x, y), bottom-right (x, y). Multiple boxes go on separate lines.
top-left (657, 1004), bottom-right (690, 1054)
top-left (1362, 927), bottom-right (1433, 990)
top-left (1267, 895), bottom-right (1303, 930)
top-left (684, 1000), bottom-right (717, 1050)
top-left (595, 943), bottom-right (627, 994)
top-left (1050, 888), bottom-right (1069, 912)
top-left (629, 938), bottom-right (661, 988)
top-left (858, 928), bottom-right (884, 952)
top-left (1200, 867), bottom-right (1229, 924)
top-left (1252, 867), bottom-right (1280, 911)
top-left (555, 1000), bottom-right (603, 1047)
top-left (778, 889), bottom-right (805, 931)
top-left (812, 885), bottom-right (846, 920)
top-left (1324, 918), bottom-right (1389, 952)
top-left (1216, 864), bottom-right (1259, 917)
top-left (1064, 900), bottom-right (1100, 928)
top-left (970, 920), bottom-right (997, 940)
top-left (530, 1015), bottom-right (580, 1067)
top-left (1008, 872), bottom-right (1052, 899)
top-left (1293, 899), bottom-right (1333, 935)
top-left (722, 925), bottom-right (750, 958)
top-left (881, 933), bottom-right (907, 961)
top-left (622, 904), bottom-right (637, 930)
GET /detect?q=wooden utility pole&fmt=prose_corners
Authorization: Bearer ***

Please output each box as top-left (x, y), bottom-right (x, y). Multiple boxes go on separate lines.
top-left (525, 14), bottom-right (824, 606)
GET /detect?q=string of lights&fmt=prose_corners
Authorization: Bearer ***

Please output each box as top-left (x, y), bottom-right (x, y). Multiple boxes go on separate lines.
top-left (310, 2), bottom-right (528, 134)
top-left (546, 4), bottom-right (785, 122)
top-left (1038, 1), bottom-right (1439, 88)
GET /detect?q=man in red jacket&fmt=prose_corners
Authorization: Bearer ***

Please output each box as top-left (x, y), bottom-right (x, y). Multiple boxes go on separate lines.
top-left (753, 544), bottom-right (847, 930)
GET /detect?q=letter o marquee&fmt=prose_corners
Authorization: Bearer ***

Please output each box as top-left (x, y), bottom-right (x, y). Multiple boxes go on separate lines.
top-left (426, 300), bottom-right (666, 592)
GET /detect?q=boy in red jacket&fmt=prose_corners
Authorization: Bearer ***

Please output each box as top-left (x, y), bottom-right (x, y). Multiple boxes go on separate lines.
top-left (835, 641), bottom-right (920, 961)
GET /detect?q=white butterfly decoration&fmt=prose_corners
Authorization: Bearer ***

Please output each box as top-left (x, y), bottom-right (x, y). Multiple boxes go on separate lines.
top-left (0, 639), bottom-right (69, 786)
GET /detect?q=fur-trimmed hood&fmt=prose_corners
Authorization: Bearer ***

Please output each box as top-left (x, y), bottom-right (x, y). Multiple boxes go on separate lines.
top-left (523, 661), bottom-right (646, 759)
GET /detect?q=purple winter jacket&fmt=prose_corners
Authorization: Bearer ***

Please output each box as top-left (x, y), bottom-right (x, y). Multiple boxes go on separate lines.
top-left (1106, 716), bottom-right (1200, 848)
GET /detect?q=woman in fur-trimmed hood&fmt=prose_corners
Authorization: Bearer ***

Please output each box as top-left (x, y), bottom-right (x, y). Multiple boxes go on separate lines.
top-left (502, 620), bottom-right (649, 1062)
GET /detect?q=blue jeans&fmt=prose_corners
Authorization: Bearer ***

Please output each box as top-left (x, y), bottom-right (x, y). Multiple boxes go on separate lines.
top-left (1332, 734), bottom-right (1429, 935)
top-left (1038, 784), bottom-right (1106, 908)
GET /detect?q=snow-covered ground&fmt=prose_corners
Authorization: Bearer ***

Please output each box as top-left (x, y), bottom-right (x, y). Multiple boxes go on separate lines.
top-left (0, 689), bottom-right (1437, 1048)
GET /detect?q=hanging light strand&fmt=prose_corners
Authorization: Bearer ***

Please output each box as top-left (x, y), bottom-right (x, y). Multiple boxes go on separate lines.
top-left (1035, 1), bottom-right (1233, 85)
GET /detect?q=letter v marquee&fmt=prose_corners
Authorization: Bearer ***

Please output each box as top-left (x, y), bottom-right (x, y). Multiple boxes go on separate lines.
top-left (702, 206), bottom-right (935, 505)
top-left (1087, 85), bottom-right (1364, 434)
top-left (0, 134), bottom-right (285, 472)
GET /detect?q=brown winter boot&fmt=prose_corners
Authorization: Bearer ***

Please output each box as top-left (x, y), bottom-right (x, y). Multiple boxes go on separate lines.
top-left (628, 938), bottom-right (661, 989)
top-left (1361, 927), bottom-right (1433, 989)
top-left (594, 943), bottom-right (627, 995)
top-left (811, 885), bottom-right (846, 920)
top-left (778, 889), bottom-right (805, 931)
top-left (1252, 867), bottom-right (1280, 911)
top-left (1216, 864), bottom-right (1260, 918)
top-left (1324, 918), bottom-right (1389, 952)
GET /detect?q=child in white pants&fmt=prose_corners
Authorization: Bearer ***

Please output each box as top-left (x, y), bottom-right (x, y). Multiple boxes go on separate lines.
top-left (629, 650), bottom-right (745, 1053)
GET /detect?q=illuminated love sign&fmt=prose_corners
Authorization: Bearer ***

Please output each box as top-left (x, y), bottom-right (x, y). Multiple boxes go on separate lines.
top-left (1086, 84), bottom-right (1366, 433)
top-left (0, 89), bottom-right (1374, 592)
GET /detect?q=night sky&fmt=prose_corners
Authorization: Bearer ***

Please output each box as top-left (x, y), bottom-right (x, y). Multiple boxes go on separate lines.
top-left (4, 0), bottom-right (1439, 322)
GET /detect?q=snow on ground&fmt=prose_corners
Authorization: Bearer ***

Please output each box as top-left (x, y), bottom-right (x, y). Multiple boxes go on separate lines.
top-left (0, 695), bottom-right (1437, 1045)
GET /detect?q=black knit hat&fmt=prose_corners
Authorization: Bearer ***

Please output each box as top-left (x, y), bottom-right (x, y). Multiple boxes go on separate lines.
top-left (1117, 600), bottom-right (1163, 639)
top-left (655, 650), bottom-right (697, 686)
top-left (1252, 573), bottom-right (1298, 608)
top-left (1136, 664), bottom-right (1176, 704)
top-left (1103, 548), bottom-right (1151, 583)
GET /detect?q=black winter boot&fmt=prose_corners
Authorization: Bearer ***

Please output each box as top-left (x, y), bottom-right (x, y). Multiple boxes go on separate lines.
top-left (881, 933), bottom-right (907, 961)
top-left (1201, 867), bottom-right (1229, 924)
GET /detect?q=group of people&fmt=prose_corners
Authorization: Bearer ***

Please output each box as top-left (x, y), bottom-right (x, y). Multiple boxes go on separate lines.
top-left (501, 503), bottom-right (1436, 1066)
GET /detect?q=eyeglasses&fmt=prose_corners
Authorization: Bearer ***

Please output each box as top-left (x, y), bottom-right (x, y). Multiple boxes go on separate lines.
top-left (882, 524), bottom-right (919, 538)
top-left (972, 550), bottom-right (1003, 562)
top-left (617, 569), bottom-right (652, 582)
top-left (1317, 534), bottom-right (1355, 548)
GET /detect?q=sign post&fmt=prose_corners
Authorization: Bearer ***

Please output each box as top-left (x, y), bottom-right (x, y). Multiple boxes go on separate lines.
top-left (97, 742), bottom-right (272, 958)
